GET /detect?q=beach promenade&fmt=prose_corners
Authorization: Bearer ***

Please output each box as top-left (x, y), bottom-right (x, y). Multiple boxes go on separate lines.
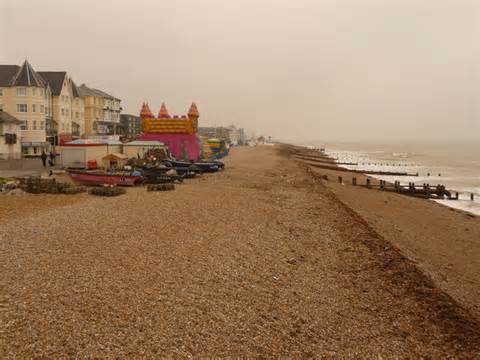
top-left (1, 146), bottom-right (479, 357)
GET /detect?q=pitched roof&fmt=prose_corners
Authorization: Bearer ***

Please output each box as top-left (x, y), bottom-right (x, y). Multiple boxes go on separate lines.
top-left (77, 84), bottom-right (97, 97)
top-left (0, 110), bottom-right (23, 124)
top-left (37, 71), bottom-right (66, 96)
top-left (77, 84), bottom-right (119, 100)
top-left (0, 65), bottom-right (20, 86)
top-left (91, 88), bottom-right (115, 99)
top-left (10, 60), bottom-right (45, 87)
top-left (71, 81), bottom-right (80, 98)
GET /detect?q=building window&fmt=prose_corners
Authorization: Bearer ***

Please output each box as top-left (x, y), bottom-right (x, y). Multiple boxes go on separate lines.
top-left (17, 104), bottom-right (28, 112)
top-left (40, 105), bottom-right (44, 113)
top-left (33, 120), bottom-right (37, 130)
top-left (40, 121), bottom-right (45, 130)
top-left (16, 87), bottom-right (27, 96)
top-left (32, 88), bottom-right (37, 96)
top-left (32, 104), bottom-right (37, 112)
top-left (66, 109), bottom-right (69, 116)
top-left (33, 147), bottom-right (38, 154)
top-left (20, 120), bottom-right (27, 130)
top-left (75, 112), bottom-right (79, 119)
top-left (66, 95), bottom-right (69, 102)
top-left (61, 108), bottom-right (65, 115)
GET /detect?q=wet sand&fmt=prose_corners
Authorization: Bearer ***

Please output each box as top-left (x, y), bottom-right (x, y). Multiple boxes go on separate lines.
top-left (297, 153), bottom-right (480, 321)
top-left (0, 146), bottom-right (479, 357)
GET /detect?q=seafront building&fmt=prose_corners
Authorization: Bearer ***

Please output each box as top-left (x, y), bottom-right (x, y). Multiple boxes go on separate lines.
top-left (78, 84), bottom-right (121, 138)
top-left (38, 71), bottom-right (84, 144)
top-left (0, 61), bottom-right (52, 156)
top-left (198, 125), bottom-right (246, 145)
top-left (225, 125), bottom-right (245, 145)
top-left (120, 114), bottom-right (142, 140)
top-left (0, 61), bottom-right (122, 156)
top-left (0, 109), bottom-right (22, 159)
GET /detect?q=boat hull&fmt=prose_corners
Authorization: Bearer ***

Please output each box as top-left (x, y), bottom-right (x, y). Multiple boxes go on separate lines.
top-left (165, 160), bottom-right (223, 172)
top-left (68, 170), bottom-right (142, 186)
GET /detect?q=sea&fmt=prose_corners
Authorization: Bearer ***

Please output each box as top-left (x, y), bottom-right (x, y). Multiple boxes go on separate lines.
top-left (301, 141), bottom-right (480, 216)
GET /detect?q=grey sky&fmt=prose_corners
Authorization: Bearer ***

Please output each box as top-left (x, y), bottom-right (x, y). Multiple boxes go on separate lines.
top-left (1, 0), bottom-right (479, 142)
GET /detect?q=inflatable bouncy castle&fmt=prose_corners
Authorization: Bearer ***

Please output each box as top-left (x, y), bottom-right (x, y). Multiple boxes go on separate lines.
top-left (207, 138), bottom-right (229, 159)
top-left (138, 102), bottom-right (201, 161)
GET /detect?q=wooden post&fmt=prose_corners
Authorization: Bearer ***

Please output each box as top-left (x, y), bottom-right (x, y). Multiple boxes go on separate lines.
top-left (380, 180), bottom-right (385, 190)
top-left (338, 176), bottom-right (342, 183)
top-left (455, 192), bottom-right (459, 200)
top-left (366, 178), bottom-right (371, 188)
top-left (471, 193), bottom-right (475, 201)
top-left (352, 177), bottom-right (357, 186)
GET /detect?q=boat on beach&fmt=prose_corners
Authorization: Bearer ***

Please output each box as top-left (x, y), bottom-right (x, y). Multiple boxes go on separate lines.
top-left (164, 159), bottom-right (224, 173)
top-left (67, 170), bottom-right (143, 186)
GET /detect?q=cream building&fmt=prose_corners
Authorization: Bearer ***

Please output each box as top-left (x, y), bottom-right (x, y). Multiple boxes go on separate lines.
top-left (38, 72), bottom-right (85, 144)
top-left (78, 84), bottom-right (121, 137)
top-left (71, 87), bottom-right (85, 137)
top-left (0, 61), bottom-right (51, 156)
top-left (77, 84), bottom-right (103, 136)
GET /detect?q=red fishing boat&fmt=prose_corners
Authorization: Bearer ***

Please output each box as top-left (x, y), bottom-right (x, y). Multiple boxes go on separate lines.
top-left (67, 170), bottom-right (143, 186)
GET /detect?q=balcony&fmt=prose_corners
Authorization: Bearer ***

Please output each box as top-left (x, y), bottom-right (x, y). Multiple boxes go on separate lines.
top-left (72, 121), bottom-right (81, 137)
top-left (46, 118), bottom-right (58, 137)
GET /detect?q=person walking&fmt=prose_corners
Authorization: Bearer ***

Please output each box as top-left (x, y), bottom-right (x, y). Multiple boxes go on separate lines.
top-left (49, 149), bottom-right (57, 166)
top-left (40, 151), bottom-right (47, 167)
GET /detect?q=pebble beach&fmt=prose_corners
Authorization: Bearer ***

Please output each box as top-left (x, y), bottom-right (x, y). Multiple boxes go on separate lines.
top-left (1, 146), bottom-right (479, 357)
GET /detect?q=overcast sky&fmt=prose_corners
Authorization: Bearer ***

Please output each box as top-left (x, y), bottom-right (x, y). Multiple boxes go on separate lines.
top-left (1, 0), bottom-right (479, 142)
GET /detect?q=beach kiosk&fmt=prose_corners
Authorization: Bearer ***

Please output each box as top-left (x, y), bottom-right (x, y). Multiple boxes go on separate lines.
top-left (102, 153), bottom-right (128, 169)
top-left (60, 139), bottom-right (122, 169)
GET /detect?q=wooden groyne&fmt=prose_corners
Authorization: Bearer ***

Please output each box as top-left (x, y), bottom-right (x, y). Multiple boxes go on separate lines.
top-left (311, 172), bottom-right (460, 200)
top-left (301, 160), bottom-right (418, 177)
top-left (283, 144), bottom-right (476, 202)
top-left (286, 145), bottom-right (419, 177)
top-left (293, 154), bottom-right (358, 166)
top-left (360, 179), bottom-right (453, 200)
